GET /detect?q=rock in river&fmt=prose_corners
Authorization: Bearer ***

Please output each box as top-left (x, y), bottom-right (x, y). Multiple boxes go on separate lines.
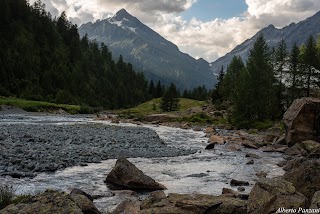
top-left (105, 157), bottom-right (166, 191)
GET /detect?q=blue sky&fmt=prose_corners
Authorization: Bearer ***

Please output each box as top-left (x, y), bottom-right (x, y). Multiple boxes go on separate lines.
top-left (182, 0), bottom-right (248, 21)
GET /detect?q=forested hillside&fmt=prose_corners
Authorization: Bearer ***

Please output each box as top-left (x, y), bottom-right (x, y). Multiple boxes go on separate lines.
top-left (0, 0), bottom-right (151, 109)
top-left (214, 35), bottom-right (320, 127)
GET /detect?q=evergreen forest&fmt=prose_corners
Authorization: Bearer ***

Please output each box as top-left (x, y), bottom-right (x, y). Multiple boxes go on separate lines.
top-left (0, 0), bottom-right (153, 109)
top-left (214, 35), bottom-right (320, 127)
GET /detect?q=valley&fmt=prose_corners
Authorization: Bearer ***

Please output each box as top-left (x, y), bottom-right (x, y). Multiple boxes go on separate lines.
top-left (1, 0), bottom-right (320, 213)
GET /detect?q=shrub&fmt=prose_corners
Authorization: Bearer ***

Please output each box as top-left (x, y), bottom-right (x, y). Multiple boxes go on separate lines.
top-left (234, 119), bottom-right (274, 130)
top-left (79, 105), bottom-right (94, 114)
top-left (0, 185), bottom-right (14, 210)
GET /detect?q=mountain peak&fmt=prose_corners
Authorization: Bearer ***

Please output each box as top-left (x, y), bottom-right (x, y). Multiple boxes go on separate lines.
top-left (114, 8), bottom-right (133, 21)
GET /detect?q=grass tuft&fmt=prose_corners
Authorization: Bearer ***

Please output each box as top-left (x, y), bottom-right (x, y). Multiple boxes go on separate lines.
top-left (0, 185), bottom-right (14, 210)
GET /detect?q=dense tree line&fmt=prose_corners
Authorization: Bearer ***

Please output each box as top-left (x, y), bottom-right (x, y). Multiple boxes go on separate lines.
top-left (182, 85), bottom-right (210, 101)
top-left (0, 0), bottom-right (152, 109)
top-left (214, 34), bottom-right (320, 126)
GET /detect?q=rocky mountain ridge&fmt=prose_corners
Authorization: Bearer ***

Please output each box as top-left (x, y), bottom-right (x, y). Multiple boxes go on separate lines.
top-left (210, 11), bottom-right (320, 74)
top-left (79, 9), bottom-right (215, 90)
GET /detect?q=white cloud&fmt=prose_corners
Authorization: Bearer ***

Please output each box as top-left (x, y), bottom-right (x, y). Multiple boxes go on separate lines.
top-left (30, 0), bottom-right (320, 62)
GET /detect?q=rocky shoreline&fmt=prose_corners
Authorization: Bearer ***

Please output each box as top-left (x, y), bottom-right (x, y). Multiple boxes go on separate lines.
top-left (0, 123), bottom-right (194, 178)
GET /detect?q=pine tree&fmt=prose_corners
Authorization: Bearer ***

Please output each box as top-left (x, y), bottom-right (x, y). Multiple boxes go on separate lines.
top-left (287, 43), bottom-right (303, 105)
top-left (234, 34), bottom-right (278, 122)
top-left (211, 66), bottom-right (224, 103)
top-left (301, 35), bottom-right (318, 97)
top-left (160, 83), bottom-right (180, 112)
top-left (274, 39), bottom-right (288, 83)
top-left (148, 80), bottom-right (155, 98)
top-left (221, 56), bottom-right (244, 101)
top-left (274, 39), bottom-right (288, 111)
top-left (155, 81), bottom-right (163, 98)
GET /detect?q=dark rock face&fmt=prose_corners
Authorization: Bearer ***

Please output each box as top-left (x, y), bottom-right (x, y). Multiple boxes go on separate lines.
top-left (112, 193), bottom-right (247, 214)
top-left (247, 178), bottom-right (306, 214)
top-left (283, 98), bottom-right (320, 147)
top-left (1, 189), bottom-right (101, 214)
top-left (283, 159), bottom-right (320, 206)
top-left (105, 157), bottom-right (166, 191)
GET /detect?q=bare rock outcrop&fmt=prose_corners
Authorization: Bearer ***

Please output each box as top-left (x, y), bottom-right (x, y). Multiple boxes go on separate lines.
top-left (1, 189), bottom-right (101, 214)
top-left (283, 98), bottom-right (320, 146)
top-left (113, 193), bottom-right (247, 214)
top-left (283, 159), bottom-right (320, 206)
top-left (247, 178), bottom-right (306, 214)
top-left (105, 157), bottom-right (166, 191)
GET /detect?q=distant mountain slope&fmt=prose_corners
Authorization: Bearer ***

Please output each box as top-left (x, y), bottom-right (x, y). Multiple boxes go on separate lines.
top-left (79, 9), bottom-right (215, 90)
top-left (210, 11), bottom-right (320, 74)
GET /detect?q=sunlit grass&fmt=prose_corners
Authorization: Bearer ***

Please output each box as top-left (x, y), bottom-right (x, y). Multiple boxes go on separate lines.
top-left (124, 98), bottom-right (206, 115)
top-left (0, 96), bottom-right (80, 114)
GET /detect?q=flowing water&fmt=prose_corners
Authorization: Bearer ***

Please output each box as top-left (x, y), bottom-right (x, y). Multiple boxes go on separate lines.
top-left (0, 114), bottom-right (285, 213)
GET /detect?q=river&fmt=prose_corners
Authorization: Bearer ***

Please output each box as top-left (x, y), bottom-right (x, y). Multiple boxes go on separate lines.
top-left (0, 113), bottom-right (285, 213)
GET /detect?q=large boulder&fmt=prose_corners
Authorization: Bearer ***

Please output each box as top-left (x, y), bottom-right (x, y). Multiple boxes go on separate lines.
top-left (283, 159), bottom-right (320, 206)
top-left (247, 178), bottom-right (306, 214)
top-left (283, 98), bottom-right (320, 147)
top-left (105, 157), bottom-right (166, 191)
top-left (1, 189), bottom-right (101, 214)
top-left (139, 193), bottom-right (247, 214)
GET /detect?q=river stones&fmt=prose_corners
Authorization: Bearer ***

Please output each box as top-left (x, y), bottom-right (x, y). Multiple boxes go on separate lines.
top-left (0, 123), bottom-right (195, 178)
top-left (105, 157), bottom-right (166, 191)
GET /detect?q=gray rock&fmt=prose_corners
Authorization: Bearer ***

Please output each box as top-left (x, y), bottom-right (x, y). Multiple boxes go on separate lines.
top-left (248, 178), bottom-right (306, 214)
top-left (105, 157), bottom-right (166, 191)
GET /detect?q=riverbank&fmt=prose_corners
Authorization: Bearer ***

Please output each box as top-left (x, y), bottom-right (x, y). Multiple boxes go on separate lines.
top-left (0, 112), bottom-right (286, 213)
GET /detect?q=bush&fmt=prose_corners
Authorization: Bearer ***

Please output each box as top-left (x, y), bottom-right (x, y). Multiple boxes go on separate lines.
top-left (234, 119), bottom-right (274, 130)
top-left (0, 185), bottom-right (14, 210)
top-left (79, 105), bottom-right (94, 114)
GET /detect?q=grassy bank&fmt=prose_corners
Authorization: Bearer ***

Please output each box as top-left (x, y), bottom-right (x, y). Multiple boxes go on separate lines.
top-left (0, 96), bottom-right (81, 114)
top-left (123, 98), bottom-right (206, 115)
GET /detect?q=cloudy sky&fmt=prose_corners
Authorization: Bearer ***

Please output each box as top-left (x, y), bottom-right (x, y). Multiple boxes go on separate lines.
top-left (30, 0), bottom-right (320, 62)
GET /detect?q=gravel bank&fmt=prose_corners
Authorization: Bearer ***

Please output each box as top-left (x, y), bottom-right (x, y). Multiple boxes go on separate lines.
top-left (0, 123), bottom-right (195, 178)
